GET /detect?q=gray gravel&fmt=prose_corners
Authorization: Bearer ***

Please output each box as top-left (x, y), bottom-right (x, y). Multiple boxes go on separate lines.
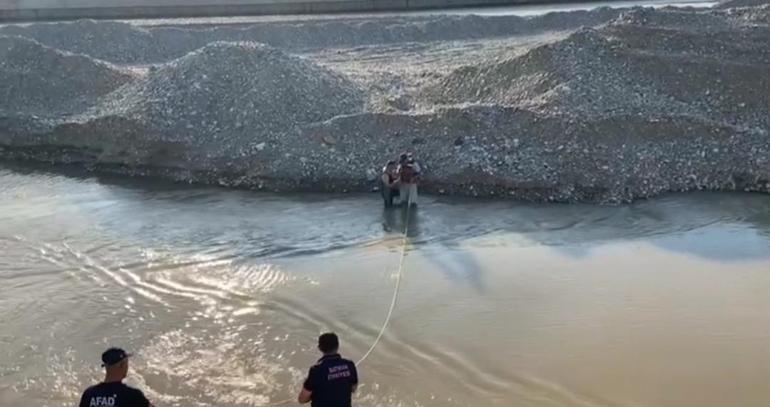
top-left (0, 8), bottom-right (624, 64)
top-left (88, 41), bottom-right (364, 134)
top-left (0, 5), bottom-right (769, 203)
top-left (717, 4), bottom-right (770, 23)
top-left (0, 35), bottom-right (134, 118)
top-left (717, 0), bottom-right (770, 9)
top-left (426, 6), bottom-right (770, 128)
top-left (67, 41), bottom-right (365, 171)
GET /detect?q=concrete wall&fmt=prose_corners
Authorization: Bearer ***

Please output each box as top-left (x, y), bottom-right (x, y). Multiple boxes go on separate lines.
top-left (0, 0), bottom-right (579, 21)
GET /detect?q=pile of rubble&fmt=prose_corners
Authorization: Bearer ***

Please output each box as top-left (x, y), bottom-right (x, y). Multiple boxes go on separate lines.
top-left (70, 41), bottom-right (365, 170)
top-left (0, 20), bottom-right (171, 64)
top-left (0, 35), bottom-right (134, 118)
top-left (717, 0), bottom-right (770, 9)
top-left (0, 8), bottom-right (625, 64)
top-left (0, 5), bottom-right (768, 202)
top-left (427, 7), bottom-right (770, 129)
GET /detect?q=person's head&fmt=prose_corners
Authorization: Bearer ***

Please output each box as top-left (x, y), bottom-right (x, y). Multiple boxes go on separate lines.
top-left (384, 160), bottom-right (396, 172)
top-left (318, 332), bottom-right (339, 355)
top-left (399, 152), bottom-right (409, 163)
top-left (101, 348), bottom-right (131, 380)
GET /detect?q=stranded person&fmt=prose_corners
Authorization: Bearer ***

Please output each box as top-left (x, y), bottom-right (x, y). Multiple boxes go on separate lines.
top-left (78, 348), bottom-right (154, 407)
top-left (381, 160), bottom-right (400, 207)
top-left (397, 152), bottom-right (421, 207)
top-left (298, 333), bottom-right (359, 407)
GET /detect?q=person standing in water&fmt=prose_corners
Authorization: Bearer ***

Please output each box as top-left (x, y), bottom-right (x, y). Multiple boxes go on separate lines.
top-left (381, 160), bottom-right (400, 207)
top-left (298, 333), bottom-right (358, 407)
top-left (79, 348), bottom-right (154, 407)
top-left (397, 152), bottom-right (420, 207)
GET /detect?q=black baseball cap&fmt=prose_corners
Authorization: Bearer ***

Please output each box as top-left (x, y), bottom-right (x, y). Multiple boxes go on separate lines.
top-left (101, 347), bottom-right (132, 367)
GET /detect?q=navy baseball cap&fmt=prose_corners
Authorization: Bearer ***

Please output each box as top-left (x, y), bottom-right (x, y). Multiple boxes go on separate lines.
top-left (101, 347), bottom-right (132, 367)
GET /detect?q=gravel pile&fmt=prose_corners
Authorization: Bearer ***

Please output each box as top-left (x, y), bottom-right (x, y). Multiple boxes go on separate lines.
top-left (717, 0), bottom-right (770, 9)
top-left (1, 6), bottom-right (769, 203)
top-left (425, 28), bottom-right (699, 119)
top-left (601, 8), bottom-right (770, 127)
top-left (289, 106), bottom-right (769, 202)
top-left (0, 35), bottom-right (134, 118)
top-left (0, 20), bottom-right (170, 64)
top-left (719, 4), bottom-right (770, 23)
top-left (423, 29), bottom-right (656, 117)
top-left (206, 7), bottom-right (624, 50)
top-left (426, 7), bottom-right (770, 127)
top-left (0, 8), bottom-right (625, 64)
top-left (85, 41), bottom-right (364, 162)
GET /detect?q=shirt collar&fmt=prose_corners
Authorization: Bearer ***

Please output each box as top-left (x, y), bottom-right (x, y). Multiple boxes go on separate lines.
top-left (318, 353), bottom-right (341, 362)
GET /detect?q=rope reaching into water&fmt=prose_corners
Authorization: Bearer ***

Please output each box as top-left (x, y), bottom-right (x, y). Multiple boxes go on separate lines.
top-left (269, 204), bottom-right (413, 406)
top-left (355, 203), bottom-right (412, 367)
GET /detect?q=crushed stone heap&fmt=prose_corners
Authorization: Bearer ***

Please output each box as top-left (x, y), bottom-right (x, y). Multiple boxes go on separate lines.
top-left (92, 41), bottom-right (364, 143)
top-left (0, 6), bottom-right (768, 203)
top-left (426, 7), bottom-right (770, 128)
top-left (0, 35), bottom-right (134, 118)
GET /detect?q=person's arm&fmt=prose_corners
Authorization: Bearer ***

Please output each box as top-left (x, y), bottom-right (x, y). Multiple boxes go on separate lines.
top-left (78, 390), bottom-right (89, 407)
top-left (135, 389), bottom-right (155, 407)
top-left (350, 362), bottom-right (359, 394)
top-left (298, 388), bottom-right (312, 404)
top-left (298, 367), bottom-right (316, 404)
top-left (381, 173), bottom-right (391, 187)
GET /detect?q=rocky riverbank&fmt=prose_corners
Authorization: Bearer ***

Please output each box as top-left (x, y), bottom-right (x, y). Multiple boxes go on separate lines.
top-left (1, 3), bottom-right (769, 203)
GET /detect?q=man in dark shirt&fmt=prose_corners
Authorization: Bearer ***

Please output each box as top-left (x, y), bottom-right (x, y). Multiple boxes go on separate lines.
top-left (381, 160), bottom-right (400, 207)
top-left (79, 348), bottom-right (154, 407)
top-left (298, 333), bottom-right (358, 407)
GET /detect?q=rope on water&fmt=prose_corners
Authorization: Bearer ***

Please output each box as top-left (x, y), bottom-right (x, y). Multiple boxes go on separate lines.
top-left (355, 203), bottom-right (412, 367)
top-left (269, 204), bottom-right (413, 406)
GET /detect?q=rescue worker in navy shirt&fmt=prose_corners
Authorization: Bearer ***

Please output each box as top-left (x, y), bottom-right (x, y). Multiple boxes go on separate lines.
top-left (298, 333), bottom-right (358, 407)
top-left (79, 348), bottom-right (154, 407)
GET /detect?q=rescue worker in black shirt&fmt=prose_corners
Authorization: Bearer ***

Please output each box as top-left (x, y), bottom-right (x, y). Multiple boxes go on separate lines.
top-left (298, 332), bottom-right (358, 407)
top-left (79, 348), bottom-right (154, 407)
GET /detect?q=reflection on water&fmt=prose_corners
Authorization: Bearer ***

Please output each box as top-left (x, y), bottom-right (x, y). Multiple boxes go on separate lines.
top-left (1, 163), bottom-right (770, 407)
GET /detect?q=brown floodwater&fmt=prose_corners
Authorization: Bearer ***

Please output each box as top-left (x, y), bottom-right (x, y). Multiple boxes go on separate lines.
top-left (1, 164), bottom-right (769, 407)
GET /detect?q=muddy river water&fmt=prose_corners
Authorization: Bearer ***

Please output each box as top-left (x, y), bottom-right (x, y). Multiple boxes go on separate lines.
top-left (1, 164), bottom-right (770, 407)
